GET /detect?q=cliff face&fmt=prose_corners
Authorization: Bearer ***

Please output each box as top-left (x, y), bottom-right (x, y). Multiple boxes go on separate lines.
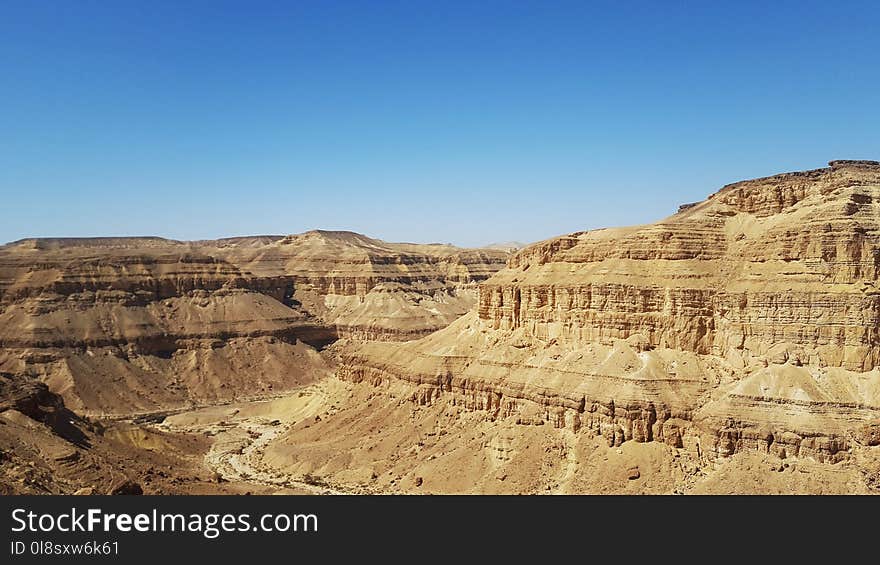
top-left (339, 161), bottom-right (880, 466)
top-left (0, 232), bottom-right (508, 416)
top-left (482, 160), bottom-right (880, 370)
top-left (205, 230), bottom-right (508, 341)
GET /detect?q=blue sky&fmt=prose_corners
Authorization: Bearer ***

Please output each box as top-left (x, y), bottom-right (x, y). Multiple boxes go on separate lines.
top-left (2, 1), bottom-right (878, 246)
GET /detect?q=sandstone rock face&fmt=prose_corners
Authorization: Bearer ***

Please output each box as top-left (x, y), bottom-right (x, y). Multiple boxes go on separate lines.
top-left (340, 161), bottom-right (880, 466)
top-left (205, 230), bottom-right (508, 341)
top-left (485, 160), bottom-right (880, 370)
top-left (0, 231), bottom-right (508, 416)
top-left (6, 161), bottom-right (880, 494)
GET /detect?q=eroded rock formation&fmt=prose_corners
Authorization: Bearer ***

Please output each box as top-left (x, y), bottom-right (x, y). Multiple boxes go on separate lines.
top-left (339, 161), bottom-right (880, 467)
top-left (5, 161), bottom-right (880, 494)
top-left (0, 232), bottom-right (508, 416)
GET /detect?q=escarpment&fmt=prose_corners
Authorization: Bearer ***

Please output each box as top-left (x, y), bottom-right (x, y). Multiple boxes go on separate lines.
top-left (204, 230), bottom-right (508, 340)
top-left (481, 160), bottom-right (880, 369)
top-left (339, 161), bottom-right (880, 466)
top-left (0, 232), bottom-right (509, 416)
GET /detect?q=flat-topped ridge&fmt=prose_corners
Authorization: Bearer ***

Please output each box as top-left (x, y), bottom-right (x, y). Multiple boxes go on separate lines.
top-left (3, 236), bottom-right (179, 250)
top-left (715, 159), bottom-right (879, 196)
top-left (829, 159), bottom-right (880, 169)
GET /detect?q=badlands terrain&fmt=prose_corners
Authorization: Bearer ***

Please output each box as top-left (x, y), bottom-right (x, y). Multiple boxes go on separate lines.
top-left (3, 160), bottom-right (880, 494)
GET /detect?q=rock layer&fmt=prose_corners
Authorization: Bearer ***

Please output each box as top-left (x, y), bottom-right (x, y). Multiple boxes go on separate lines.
top-left (205, 230), bottom-right (507, 340)
top-left (340, 161), bottom-right (880, 466)
top-left (0, 232), bottom-right (508, 415)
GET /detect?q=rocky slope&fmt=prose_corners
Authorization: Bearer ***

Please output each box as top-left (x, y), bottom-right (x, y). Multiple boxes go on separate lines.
top-left (0, 374), bottom-right (228, 494)
top-left (332, 160), bottom-right (880, 480)
top-left (0, 232), bottom-right (508, 417)
top-left (204, 230), bottom-right (507, 341)
top-left (6, 161), bottom-right (880, 494)
top-left (0, 231), bottom-right (508, 493)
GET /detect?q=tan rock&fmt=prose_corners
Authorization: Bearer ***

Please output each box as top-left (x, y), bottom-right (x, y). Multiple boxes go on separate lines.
top-left (337, 160), bottom-right (880, 469)
top-left (0, 231), bottom-right (509, 415)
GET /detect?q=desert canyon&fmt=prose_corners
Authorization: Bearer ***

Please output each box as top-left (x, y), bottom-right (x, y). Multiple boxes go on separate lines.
top-left (3, 160), bottom-right (880, 495)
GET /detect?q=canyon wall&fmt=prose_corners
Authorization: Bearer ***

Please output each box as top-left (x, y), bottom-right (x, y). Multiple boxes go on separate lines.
top-left (482, 160), bottom-right (880, 370)
top-left (206, 230), bottom-right (508, 341)
top-left (0, 231), bottom-right (508, 416)
top-left (339, 161), bottom-right (880, 466)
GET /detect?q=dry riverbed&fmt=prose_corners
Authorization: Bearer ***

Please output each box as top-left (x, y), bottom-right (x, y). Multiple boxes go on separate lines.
top-left (155, 378), bottom-right (361, 494)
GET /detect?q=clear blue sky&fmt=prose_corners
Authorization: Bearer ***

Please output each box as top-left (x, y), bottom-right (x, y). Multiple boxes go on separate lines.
top-left (2, 1), bottom-right (878, 247)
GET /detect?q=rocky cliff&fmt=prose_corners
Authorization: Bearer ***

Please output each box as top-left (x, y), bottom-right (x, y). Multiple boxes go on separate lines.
top-left (0, 232), bottom-right (508, 416)
top-left (338, 161), bottom-right (880, 469)
top-left (205, 230), bottom-right (508, 341)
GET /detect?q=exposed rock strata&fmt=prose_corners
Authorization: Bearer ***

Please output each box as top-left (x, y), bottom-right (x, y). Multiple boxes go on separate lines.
top-left (205, 230), bottom-right (507, 340)
top-left (0, 232), bottom-right (508, 416)
top-left (339, 161), bottom-right (880, 466)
